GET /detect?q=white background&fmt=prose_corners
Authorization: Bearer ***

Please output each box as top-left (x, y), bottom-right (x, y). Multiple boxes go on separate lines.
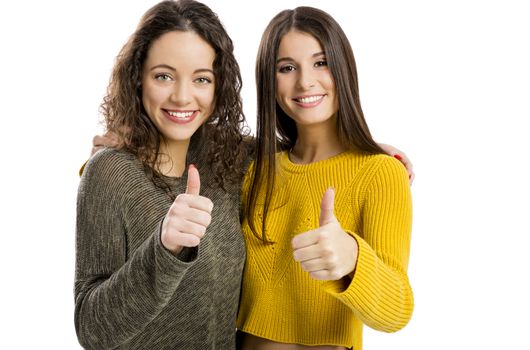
top-left (1, 0), bottom-right (529, 349)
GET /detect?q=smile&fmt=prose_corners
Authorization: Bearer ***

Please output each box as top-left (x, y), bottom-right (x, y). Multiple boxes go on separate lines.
top-left (163, 109), bottom-right (198, 124)
top-left (292, 94), bottom-right (325, 107)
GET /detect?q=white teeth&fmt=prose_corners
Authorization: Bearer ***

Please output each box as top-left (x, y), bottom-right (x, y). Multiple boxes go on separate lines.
top-left (296, 95), bottom-right (323, 104)
top-left (168, 111), bottom-right (194, 118)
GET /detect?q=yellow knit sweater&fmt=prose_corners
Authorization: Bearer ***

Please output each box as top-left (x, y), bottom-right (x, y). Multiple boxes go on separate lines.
top-left (236, 151), bottom-right (413, 349)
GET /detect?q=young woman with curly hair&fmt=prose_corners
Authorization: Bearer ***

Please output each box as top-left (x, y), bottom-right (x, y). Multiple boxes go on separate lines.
top-left (74, 1), bottom-right (251, 348)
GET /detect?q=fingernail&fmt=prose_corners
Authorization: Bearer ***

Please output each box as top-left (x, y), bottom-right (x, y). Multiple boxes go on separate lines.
top-left (189, 164), bottom-right (196, 169)
top-left (394, 154), bottom-right (402, 161)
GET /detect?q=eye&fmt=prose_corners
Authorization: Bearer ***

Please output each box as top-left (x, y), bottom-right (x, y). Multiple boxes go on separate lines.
top-left (155, 73), bottom-right (173, 81)
top-left (194, 77), bottom-right (213, 84)
top-left (315, 60), bottom-right (328, 67)
top-left (278, 64), bottom-right (296, 73)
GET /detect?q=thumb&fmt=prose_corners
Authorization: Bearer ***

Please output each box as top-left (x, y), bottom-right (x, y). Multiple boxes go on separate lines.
top-left (319, 187), bottom-right (337, 226)
top-left (185, 164), bottom-right (201, 195)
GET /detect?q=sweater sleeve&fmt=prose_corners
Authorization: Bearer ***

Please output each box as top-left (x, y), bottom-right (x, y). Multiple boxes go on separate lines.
top-left (74, 150), bottom-right (197, 349)
top-left (328, 155), bottom-right (414, 333)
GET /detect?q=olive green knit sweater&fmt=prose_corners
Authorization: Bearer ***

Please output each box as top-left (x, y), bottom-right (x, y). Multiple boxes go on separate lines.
top-left (75, 148), bottom-right (246, 349)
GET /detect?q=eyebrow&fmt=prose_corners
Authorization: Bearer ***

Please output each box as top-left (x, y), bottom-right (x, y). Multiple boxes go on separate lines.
top-left (149, 64), bottom-right (214, 74)
top-left (276, 51), bottom-right (326, 64)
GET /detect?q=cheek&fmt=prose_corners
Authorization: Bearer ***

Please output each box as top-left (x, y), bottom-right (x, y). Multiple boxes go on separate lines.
top-left (275, 79), bottom-right (289, 101)
top-left (199, 88), bottom-right (216, 112)
top-left (320, 72), bottom-right (335, 91)
top-left (141, 92), bottom-right (154, 121)
top-left (142, 83), bottom-right (168, 108)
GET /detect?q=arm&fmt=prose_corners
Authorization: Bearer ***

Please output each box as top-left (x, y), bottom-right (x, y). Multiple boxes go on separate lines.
top-left (331, 156), bottom-right (414, 332)
top-left (74, 153), bottom-right (211, 348)
top-left (291, 156), bottom-right (413, 331)
top-left (91, 131), bottom-right (120, 156)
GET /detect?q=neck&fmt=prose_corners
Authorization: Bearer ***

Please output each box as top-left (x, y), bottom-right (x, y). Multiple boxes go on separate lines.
top-left (290, 119), bottom-right (346, 164)
top-left (156, 139), bottom-right (190, 177)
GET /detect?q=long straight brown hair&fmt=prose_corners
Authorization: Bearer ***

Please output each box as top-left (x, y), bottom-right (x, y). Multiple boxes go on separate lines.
top-left (246, 6), bottom-right (385, 241)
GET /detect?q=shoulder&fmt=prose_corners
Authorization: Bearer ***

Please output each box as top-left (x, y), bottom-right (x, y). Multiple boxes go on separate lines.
top-left (81, 148), bottom-right (143, 188)
top-left (370, 153), bottom-right (407, 173)
top-left (345, 152), bottom-right (408, 192)
top-left (361, 153), bottom-right (410, 193)
top-left (85, 148), bottom-right (137, 172)
top-left (77, 149), bottom-right (150, 211)
top-left (356, 152), bottom-right (407, 175)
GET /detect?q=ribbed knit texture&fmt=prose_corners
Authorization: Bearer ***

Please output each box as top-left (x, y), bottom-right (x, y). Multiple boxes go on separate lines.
top-left (75, 148), bottom-right (247, 349)
top-left (236, 151), bottom-right (413, 349)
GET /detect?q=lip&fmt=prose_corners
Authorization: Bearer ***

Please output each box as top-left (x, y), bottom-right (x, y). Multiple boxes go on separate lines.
top-left (292, 94), bottom-right (325, 108)
top-left (162, 109), bottom-right (199, 124)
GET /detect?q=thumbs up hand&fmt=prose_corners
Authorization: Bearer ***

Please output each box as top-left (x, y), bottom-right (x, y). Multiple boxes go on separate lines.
top-left (291, 188), bottom-right (358, 280)
top-left (161, 164), bottom-right (214, 254)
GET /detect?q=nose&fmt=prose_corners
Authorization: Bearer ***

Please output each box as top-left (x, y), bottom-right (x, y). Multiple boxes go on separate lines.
top-left (296, 67), bottom-right (316, 90)
top-left (170, 81), bottom-right (192, 106)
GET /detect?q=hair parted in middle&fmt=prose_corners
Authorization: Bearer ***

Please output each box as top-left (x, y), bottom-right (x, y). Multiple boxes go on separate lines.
top-left (246, 6), bottom-right (385, 241)
top-left (100, 0), bottom-right (248, 193)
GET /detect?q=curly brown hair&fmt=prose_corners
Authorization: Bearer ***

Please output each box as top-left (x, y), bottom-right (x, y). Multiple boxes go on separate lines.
top-left (100, 0), bottom-right (249, 192)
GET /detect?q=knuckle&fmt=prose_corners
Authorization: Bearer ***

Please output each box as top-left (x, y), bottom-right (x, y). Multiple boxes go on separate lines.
top-left (320, 244), bottom-right (333, 257)
top-left (310, 272), bottom-right (322, 280)
top-left (330, 270), bottom-right (342, 280)
top-left (171, 202), bottom-right (186, 214)
top-left (319, 229), bottom-right (331, 241)
top-left (175, 194), bottom-right (188, 202)
top-left (292, 251), bottom-right (300, 261)
top-left (170, 216), bottom-right (183, 228)
top-left (191, 235), bottom-right (201, 246)
top-left (204, 213), bottom-right (212, 226)
top-left (326, 256), bottom-right (338, 268)
top-left (179, 234), bottom-right (200, 247)
top-left (196, 226), bottom-right (206, 238)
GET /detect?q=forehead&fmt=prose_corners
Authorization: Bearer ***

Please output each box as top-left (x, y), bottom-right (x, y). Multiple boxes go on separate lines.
top-left (145, 30), bottom-right (216, 68)
top-left (277, 30), bottom-right (323, 57)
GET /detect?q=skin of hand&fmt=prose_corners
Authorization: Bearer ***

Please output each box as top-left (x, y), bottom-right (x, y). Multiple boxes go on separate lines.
top-left (291, 188), bottom-right (358, 281)
top-left (91, 131), bottom-right (120, 157)
top-left (377, 143), bottom-right (415, 184)
top-left (160, 164), bottom-right (214, 254)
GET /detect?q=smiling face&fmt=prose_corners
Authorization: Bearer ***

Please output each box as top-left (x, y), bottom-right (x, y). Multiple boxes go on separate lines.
top-left (275, 30), bottom-right (338, 129)
top-left (141, 30), bottom-right (216, 148)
